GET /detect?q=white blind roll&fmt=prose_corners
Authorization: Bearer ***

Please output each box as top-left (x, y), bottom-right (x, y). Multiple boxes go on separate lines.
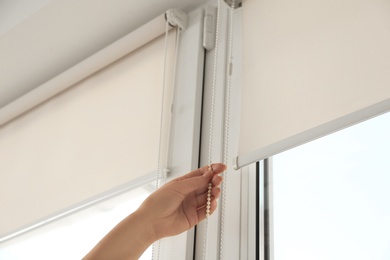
top-left (236, 0), bottom-right (390, 168)
top-left (0, 30), bottom-right (175, 237)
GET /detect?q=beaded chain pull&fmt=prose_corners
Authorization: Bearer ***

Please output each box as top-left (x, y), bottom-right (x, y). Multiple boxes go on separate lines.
top-left (206, 164), bottom-right (214, 217)
top-left (206, 183), bottom-right (212, 217)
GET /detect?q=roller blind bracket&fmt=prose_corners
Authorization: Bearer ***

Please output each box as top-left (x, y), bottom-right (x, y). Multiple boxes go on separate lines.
top-left (233, 156), bottom-right (239, 170)
top-left (165, 9), bottom-right (188, 30)
top-left (163, 168), bottom-right (170, 178)
top-left (203, 5), bottom-right (216, 51)
top-left (224, 0), bottom-right (242, 8)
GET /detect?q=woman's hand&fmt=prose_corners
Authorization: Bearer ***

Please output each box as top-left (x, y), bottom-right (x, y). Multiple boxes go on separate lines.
top-left (83, 163), bottom-right (226, 260)
top-left (138, 163), bottom-right (226, 240)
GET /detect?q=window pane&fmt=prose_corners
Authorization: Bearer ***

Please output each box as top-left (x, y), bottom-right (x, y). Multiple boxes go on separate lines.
top-left (272, 112), bottom-right (390, 259)
top-left (0, 184), bottom-right (153, 260)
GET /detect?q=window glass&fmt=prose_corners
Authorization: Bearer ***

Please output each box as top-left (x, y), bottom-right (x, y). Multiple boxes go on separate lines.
top-left (0, 184), bottom-right (153, 260)
top-left (272, 112), bottom-right (390, 259)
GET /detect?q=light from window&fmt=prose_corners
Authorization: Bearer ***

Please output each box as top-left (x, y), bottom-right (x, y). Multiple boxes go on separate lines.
top-left (0, 184), bottom-right (153, 260)
top-left (272, 112), bottom-right (390, 259)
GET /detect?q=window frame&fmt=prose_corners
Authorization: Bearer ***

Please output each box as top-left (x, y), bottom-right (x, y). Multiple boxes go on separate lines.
top-left (194, 3), bottom-right (248, 259)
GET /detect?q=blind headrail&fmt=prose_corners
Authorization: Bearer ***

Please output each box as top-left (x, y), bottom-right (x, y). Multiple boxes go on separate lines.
top-left (0, 14), bottom-right (170, 127)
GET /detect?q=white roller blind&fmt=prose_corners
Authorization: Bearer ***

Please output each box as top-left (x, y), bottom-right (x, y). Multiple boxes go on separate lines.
top-left (236, 0), bottom-right (390, 168)
top-left (0, 29), bottom-right (175, 238)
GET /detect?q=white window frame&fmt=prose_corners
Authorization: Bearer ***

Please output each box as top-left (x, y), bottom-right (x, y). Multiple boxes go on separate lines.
top-left (194, 3), bottom-right (249, 259)
top-left (157, 8), bottom-right (206, 260)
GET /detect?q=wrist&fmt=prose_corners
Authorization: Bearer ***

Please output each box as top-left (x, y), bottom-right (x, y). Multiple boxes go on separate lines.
top-left (84, 209), bottom-right (158, 260)
top-left (131, 208), bottom-right (159, 245)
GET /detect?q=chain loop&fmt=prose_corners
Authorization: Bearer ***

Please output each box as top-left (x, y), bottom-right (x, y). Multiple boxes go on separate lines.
top-left (152, 20), bottom-right (181, 260)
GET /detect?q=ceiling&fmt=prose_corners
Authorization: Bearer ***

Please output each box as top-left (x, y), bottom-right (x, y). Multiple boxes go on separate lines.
top-left (0, 0), bottom-right (52, 37)
top-left (0, 0), bottom-right (209, 108)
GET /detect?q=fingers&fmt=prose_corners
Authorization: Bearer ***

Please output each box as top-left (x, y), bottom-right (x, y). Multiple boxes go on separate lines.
top-left (185, 171), bottom-right (223, 196)
top-left (175, 163), bottom-right (227, 181)
top-left (171, 164), bottom-right (226, 196)
top-left (173, 166), bottom-right (208, 181)
top-left (211, 174), bottom-right (223, 187)
top-left (202, 163), bottom-right (227, 178)
top-left (196, 174), bottom-right (222, 196)
top-left (196, 186), bottom-right (221, 208)
top-left (196, 174), bottom-right (223, 195)
top-left (197, 198), bottom-right (218, 222)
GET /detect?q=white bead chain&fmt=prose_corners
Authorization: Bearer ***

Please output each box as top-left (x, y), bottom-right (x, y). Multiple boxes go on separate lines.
top-left (155, 20), bottom-right (171, 190)
top-left (152, 20), bottom-right (181, 260)
top-left (206, 182), bottom-right (212, 217)
top-left (219, 2), bottom-right (235, 259)
top-left (152, 19), bottom-right (170, 260)
top-left (208, 0), bottom-right (221, 167)
top-left (203, 0), bottom-right (222, 259)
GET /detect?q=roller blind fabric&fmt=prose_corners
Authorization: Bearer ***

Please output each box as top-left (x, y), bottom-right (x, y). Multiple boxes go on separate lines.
top-left (236, 0), bottom-right (390, 168)
top-left (0, 29), bottom-right (175, 237)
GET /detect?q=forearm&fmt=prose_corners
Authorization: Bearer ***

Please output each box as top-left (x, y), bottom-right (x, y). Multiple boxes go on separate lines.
top-left (83, 209), bottom-right (156, 260)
